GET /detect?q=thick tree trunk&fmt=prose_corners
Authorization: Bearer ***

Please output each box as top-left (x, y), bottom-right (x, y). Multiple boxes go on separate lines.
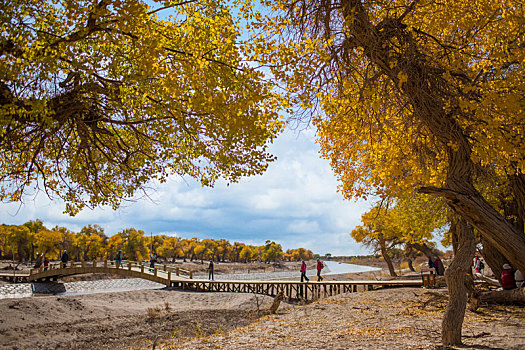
top-left (480, 237), bottom-right (507, 282)
top-left (509, 172), bottom-right (525, 232)
top-left (379, 233), bottom-right (397, 277)
top-left (442, 219), bottom-right (475, 346)
top-left (479, 289), bottom-right (525, 304)
top-left (405, 242), bottom-right (437, 259)
top-left (419, 167), bottom-right (525, 277)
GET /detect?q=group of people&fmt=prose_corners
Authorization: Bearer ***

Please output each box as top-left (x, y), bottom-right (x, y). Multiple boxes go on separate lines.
top-left (205, 259), bottom-right (325, 282)
top-left (300, 259), bottom-right (325, 282)
top-left (427, 256), bottom-right (445, 276)
top-left (473, 256), bottom-right (523, 290)
top-left (33, 253), bottom-right (50, 270)
top-left (473, 255), bottom-right (485, 274)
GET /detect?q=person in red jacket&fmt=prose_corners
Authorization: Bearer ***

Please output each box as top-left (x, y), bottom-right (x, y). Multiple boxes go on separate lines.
top-left (316, 259), bottom-right (324, 282)
top-left (501, 264), bottom-right (517, 290)
top-left (300, 260), bottom-right (309, 282)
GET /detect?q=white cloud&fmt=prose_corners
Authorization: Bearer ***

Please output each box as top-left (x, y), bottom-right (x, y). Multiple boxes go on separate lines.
top-left (286, 220), bottom-right (322, 234)
top-left (0, 128), bottom-right (373, 256)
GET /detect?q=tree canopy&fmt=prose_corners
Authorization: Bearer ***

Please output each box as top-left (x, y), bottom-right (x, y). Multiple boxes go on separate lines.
top-left (1, 0), bottom-right (284, 215)
top-left (250, 0), bottom-right (525, 269)
top-left (0, 219), bottom-right (313, 263)
top-left (247, 0), bottom-right (524, 345)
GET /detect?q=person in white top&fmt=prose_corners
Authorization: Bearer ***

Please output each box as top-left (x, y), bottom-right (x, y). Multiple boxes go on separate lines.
top-left (515, 270), bottom-right (524, 288)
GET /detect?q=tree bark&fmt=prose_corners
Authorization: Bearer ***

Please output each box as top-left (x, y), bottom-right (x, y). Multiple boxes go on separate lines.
top-left (379, 233), bottom-right (397, 277)
top-left (480, 236), bottom-right (507, 282)
top-left (269, 290), bottom-right (285, 314)
top-left (406, 242), bottom-right (432, 257)
top-left (477, 289), bottom-right (525, 304)
top-left (509, 172), bottom-right (525, 232)
top-left (442, 219), bottom-right (475, 346)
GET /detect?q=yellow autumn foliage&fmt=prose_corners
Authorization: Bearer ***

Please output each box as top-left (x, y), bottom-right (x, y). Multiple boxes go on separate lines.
top-left (0, 0), bottom-right (284, 214)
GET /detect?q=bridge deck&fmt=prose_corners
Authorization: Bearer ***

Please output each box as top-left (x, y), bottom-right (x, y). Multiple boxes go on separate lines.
top-left (2, 260), bottom-right (424, 301)
top-left (175, 279), bottom-right (422, 301)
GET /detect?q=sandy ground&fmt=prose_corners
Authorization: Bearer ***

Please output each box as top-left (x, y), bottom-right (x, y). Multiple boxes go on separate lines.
top-left (0, 288), bottom-right (277, 349)
top-left (1, 258), bottom-right (523, 350)
top-left (1, 285), bottom-right (524, 350)
top-left (173, 287), bottom-right (525, 350)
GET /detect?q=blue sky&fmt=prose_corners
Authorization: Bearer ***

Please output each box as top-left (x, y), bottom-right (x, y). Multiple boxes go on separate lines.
top-left (0, 128), bottom-right (374, 256)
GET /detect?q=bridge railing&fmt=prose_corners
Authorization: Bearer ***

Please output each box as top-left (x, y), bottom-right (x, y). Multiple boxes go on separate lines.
top-left (29, 260), bottom-right (193, 279)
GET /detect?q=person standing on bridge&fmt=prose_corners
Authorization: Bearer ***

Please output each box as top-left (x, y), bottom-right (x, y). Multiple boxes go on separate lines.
top-left (43, 256), bottom-right (49, 271)
top-left (208, 260), bottom-right (215, 280)
top-left (300, 260), bottom-right (309, 282)
top-left (316, 258), bottom-right (324, 282)
top-left (150, 252), bottom-right (157, 268)
top-left (116, 250), bottom-right (123, 267)
top-left (61, 250), bottom-right (69, 268)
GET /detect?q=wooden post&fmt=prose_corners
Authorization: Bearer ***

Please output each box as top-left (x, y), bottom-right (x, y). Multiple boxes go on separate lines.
top-left (154, 268), bottom-right (158, 277)
top-left (93, 261), bottom-right (97, 268)
top-left (82, 261), bottom-right (86, 268)
top-left (305, 284), bottom-right (308, 301)
top-left (141, 264), bottom-right (144, 273)
top-left (190, 271), bottom-right (193, 279)
top-left (163, 264), bottom-right (167, 271)
top-left (168, 271), bottom-right (171, 281)
top-left (128, 262), bottom-right (131, 270)
top-left (104, 260), bottom-right (108, 268)
top-left (176, 267), bottom-right (180, 276)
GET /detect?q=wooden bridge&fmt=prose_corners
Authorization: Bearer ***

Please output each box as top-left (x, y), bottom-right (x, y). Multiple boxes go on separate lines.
top-left (27, 260), bottom-right (193, 285)
top-left (177, 279), bottom-right (423, 301)
top-left (2, 261), bottom-right (424, 302)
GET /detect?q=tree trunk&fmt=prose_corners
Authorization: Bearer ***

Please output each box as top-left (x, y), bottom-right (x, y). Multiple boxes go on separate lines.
top-left (509, 172), bottom-right (525, 232)
top-left (442, 219), bottom-right (475, 346)
top-left (480, 237), bottom-right (507, 282)
top-left (379, 233), bottom-right (397, 277)
top-left (406, 242), bottom-right (434, 257)
top-left (478, 289), bottom-right (525, 304)
top-left (407, 258), bottom-right (415, 272)
top-left (269, 290), bottom-right (285, 314)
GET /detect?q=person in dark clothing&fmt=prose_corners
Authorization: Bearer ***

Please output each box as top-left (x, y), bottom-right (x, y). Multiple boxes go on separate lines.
top-left (433, 257), bottom-right (445, 276)
top-left (61, 250), bottom-right (69, 268)
top-left (115, 250), bottom-right (123, 267)
top-left (43, 256), bottom-right (49, 271)
top-left (208, 260), bottom-right (214, 280)
top-left (427, 256), bottom-right (434, 272)
top-left (34, 253), bottom-right (43, 268)
top-left (150, 253), bottom-right (157, 268)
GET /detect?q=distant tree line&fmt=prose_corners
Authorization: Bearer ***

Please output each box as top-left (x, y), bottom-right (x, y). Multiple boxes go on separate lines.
top-left (0, 220), bottom-right (313, 263)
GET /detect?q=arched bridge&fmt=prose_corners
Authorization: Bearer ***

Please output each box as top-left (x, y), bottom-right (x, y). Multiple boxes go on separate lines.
top-left (28, 260), bottom-right (193, 286)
